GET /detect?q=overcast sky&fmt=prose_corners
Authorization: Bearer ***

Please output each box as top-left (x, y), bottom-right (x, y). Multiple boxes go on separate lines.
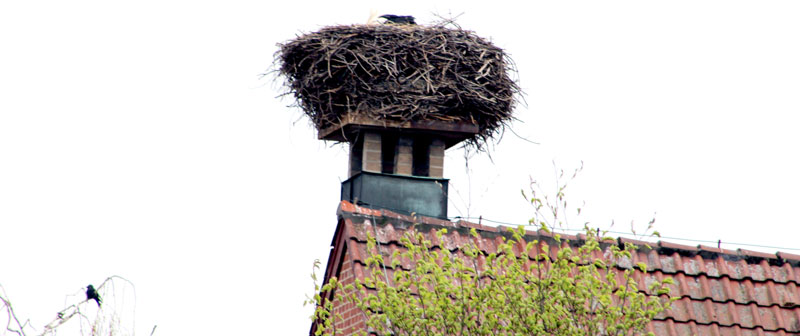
top-left (1, 1), bottom-right (799, 335)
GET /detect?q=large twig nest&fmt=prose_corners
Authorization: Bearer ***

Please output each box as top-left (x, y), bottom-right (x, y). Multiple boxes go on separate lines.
top-left (276, 24), bottom-right (520, 148)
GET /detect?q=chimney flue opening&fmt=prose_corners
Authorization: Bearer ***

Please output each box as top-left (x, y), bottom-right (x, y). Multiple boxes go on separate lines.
top-left (381, 134), bottom-right (398, 174)
top-left (412, 137), bottom-right (430, 177)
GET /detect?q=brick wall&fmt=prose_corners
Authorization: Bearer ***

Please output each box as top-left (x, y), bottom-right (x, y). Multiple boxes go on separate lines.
top-left (349, 133), bottom-right (446, 178)
top-left (362, 132), bottom-right (382, 173)
top-left (395, 136), bottom-right (413, 175)
top-left (330, 253), bottom-right (366, 335)
top-left (428, 139), bottom-right (444, 178)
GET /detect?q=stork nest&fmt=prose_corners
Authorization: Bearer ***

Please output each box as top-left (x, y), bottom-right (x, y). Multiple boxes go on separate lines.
top-left (275, 24), bottom-right (520, 148)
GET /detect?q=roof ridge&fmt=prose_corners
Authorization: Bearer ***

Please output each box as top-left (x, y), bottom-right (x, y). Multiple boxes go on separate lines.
top-left (339, 201), bottom-right (800, 263)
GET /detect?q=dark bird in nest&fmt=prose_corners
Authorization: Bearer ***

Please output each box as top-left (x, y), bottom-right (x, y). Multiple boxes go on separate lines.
top-left (86, 284), bottom-right (102, 307)
top-left (379, 14), bottom-right (416, 25)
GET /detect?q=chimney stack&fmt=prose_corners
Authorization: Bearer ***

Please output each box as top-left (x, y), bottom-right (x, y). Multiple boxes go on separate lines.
top-left (277, 24), bottom-right (517, 219)
top-left (319, 116), bottom-right (478, 219)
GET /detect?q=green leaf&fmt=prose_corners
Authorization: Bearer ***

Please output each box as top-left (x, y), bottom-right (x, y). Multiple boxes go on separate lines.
top-left (305, 175), bottom-right (674, 335)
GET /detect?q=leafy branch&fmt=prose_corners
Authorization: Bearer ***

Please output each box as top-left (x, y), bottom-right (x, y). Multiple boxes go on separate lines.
top-left (308, 169), bottom-right (676, 335)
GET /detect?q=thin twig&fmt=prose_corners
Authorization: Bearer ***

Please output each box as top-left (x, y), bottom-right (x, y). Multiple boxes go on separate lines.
top-left (275, 23), bottom-right (521, 150)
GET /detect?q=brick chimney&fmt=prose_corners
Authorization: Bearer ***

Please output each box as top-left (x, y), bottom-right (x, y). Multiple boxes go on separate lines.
top-left (278, 25), bottom-right (517, 220)
top-left (346, 132), bottom-right (445, 178)
top-left (319, 115), bottom-right (478, 218)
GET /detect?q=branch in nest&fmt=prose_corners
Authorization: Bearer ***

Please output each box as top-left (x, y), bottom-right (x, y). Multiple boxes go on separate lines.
top-left (275, 23), bottom-right (521, 150)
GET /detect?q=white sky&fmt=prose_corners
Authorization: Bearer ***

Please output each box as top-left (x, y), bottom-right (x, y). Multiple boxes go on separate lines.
top-left (1, 1), bottom-right (799, 335)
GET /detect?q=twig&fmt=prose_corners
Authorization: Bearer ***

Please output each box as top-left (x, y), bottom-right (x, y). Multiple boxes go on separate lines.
top-left (275, 24), bottom-right (521, 151)
top-left (1, 293), bottom-right (29, 336)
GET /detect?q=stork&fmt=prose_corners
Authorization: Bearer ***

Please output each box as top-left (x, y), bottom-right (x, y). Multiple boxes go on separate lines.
top-left (378, 14), bottom-right (416, 25)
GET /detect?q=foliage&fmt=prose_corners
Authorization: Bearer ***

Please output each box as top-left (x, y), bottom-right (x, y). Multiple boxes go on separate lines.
top-left (307, 165), bottom-right (675, 335)
top-left (309, 224), bottom-right (674, 336)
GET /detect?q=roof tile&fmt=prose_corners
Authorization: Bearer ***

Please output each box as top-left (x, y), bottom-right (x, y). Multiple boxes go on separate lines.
top-left (699, 243), bottom-right (740, 257)
top-left (456, 220), bottom-right (498, 233)
top-left (323, 202), bottom-right (800, 335)
top-left (673, 320), bottom-right (694, 335)
top-left (777, 251), bottom-right (800, 263)
top-left (659, 240), bottom-right (696, 252)
top-left (681, 254), bottom-right (705, 275)
top-left (739, 248), bottom-right (779, 260)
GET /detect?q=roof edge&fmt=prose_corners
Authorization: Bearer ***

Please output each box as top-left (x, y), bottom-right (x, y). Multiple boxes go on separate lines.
top-left (336, 201), bottom-right (800, 265)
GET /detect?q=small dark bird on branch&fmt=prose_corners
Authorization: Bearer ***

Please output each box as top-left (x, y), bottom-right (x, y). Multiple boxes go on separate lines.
top-left (379, 14), bottom-right (416, 25)
top-left (86, 284), bottom-right (102, 307)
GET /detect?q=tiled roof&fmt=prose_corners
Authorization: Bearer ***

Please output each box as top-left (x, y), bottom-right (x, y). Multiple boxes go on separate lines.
top-left (320, 201), bottom-right (800, 335)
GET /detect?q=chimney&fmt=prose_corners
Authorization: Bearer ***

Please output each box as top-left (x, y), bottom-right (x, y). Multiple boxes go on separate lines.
top-left (319, 116), bottom-right (478, 219)
top-left (277, 24), bottom-right (517, 219)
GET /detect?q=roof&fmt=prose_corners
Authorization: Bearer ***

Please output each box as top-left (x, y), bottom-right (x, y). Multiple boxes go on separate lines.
top-left (321, 201), bottom-right (800, 336)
